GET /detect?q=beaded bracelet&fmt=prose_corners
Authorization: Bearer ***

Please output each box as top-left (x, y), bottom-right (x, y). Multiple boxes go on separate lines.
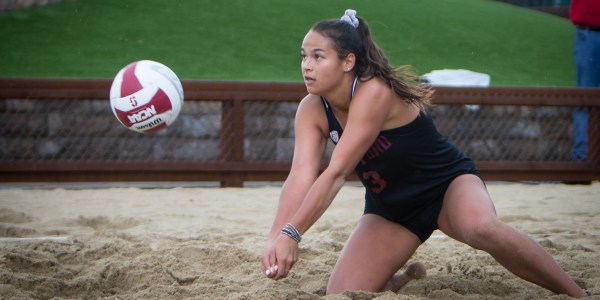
top-left (281, 223), bottom-right (302, 243)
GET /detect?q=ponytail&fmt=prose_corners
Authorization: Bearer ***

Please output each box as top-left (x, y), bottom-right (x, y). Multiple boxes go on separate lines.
top-left (312, 11), bottom-right (432, 111)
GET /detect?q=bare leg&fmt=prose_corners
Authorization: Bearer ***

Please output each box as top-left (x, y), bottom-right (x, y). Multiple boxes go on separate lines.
top-left (438, 175), bottom-right (587, 298)
top-left (327, 214), bottom-right (422, 294)
top-left (382, 261), bottom-right (427, 292)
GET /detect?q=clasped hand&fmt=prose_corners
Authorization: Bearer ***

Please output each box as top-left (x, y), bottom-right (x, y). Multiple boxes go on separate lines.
top-left (261, 233), bottom-right (299, 280)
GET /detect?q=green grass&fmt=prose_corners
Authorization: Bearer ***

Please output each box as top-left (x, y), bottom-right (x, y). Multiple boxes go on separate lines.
top-left (0, 0), bottom-right (575, 86)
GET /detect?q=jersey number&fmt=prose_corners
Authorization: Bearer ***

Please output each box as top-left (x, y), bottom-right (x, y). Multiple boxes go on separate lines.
top-left (362, 171), bottom-right (387, 193)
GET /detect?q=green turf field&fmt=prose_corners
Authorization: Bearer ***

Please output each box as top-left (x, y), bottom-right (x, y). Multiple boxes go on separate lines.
top-left (0, 0), bottom-right (575, 86)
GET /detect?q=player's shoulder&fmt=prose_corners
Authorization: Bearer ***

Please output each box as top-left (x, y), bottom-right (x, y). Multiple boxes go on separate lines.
top-left (356, 76), bottom-right (394, 97)
top-left (299, 93), bottom-right (322, 105)
top-left (298, 93), bottom-right (325, 115)
top-left (353, 77), bottom-right (396, 108)
top-left (296, 94), bottom-right (329, 135)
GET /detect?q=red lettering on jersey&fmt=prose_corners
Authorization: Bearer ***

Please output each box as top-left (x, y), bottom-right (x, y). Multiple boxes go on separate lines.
top-left (362, 170), bottom-right (387, 193)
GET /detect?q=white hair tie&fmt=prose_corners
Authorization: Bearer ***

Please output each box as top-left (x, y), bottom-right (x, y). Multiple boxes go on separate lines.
top-left (340, 9), bottom-right (359, 28)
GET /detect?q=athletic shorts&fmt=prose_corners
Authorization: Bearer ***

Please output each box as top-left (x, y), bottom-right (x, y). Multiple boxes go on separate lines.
top-left (363, 172), bottom-right (481, 243)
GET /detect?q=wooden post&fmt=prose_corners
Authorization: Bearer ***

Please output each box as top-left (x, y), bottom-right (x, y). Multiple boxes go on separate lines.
top-left (220, 98), bottom-right (245, 187)
top-left (588, 106), bottom-right (600, 167)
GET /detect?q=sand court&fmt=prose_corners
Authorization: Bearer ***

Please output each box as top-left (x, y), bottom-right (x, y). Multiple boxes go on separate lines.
top-left (0, 182), bottom-right (598, 299)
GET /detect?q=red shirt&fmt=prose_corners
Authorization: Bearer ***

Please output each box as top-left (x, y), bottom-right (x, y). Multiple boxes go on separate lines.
top-left (571, 0), bottom-right (600, 28)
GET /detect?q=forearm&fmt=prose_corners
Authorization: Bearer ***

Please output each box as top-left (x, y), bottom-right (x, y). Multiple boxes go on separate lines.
top-left (289, 168), bottom-right (347, 235)
top-left (267, 173), bottom-right (315, 241)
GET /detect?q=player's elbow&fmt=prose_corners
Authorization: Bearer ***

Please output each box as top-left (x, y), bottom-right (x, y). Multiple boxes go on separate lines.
top-left (323, 161), bottom-right (352, 184)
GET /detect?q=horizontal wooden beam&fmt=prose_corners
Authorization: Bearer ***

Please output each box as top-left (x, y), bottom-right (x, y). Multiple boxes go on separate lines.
top-left (1, 77), bottom-right (599, 106)
top-left (1, 161), bottom-right (597, 184)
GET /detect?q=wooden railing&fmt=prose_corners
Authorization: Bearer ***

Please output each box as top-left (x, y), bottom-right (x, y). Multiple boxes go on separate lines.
top-left (1, 78), bottom-right (599, 186)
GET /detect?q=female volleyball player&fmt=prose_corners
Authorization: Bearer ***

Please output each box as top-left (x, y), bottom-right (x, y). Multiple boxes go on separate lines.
top-left (260, 9), bottom-right (588, 297)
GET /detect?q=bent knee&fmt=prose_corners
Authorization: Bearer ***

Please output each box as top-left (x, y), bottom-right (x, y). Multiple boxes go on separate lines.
top-left (461, 217), bottom-right (505, 250)
top-left (327, 275), bottom-right (385, 294)
top-left (326, 285), bottom-right (343, 295)
top-left (326, 281), bottom-right (357, 295)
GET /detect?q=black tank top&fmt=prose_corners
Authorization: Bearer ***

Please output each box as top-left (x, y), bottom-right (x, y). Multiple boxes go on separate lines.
top-left (321, 79), bottom-right (479, 210)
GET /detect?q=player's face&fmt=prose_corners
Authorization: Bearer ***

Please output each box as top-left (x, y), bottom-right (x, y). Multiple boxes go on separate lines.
top-left (301, 30), bottom-right (346, 96)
